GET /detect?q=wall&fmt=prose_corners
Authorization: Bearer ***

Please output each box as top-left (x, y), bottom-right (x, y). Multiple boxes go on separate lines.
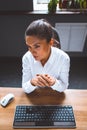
top-left (0, 0), bottom-right (33, 11)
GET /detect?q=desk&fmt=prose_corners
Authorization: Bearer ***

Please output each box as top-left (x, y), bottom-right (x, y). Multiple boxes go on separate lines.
top-left (0, 87), bottom-right (87, 130)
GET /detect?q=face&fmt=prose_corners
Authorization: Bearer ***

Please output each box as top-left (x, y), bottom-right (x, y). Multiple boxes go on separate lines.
top-left (25, 36), bottom-right (53, 65)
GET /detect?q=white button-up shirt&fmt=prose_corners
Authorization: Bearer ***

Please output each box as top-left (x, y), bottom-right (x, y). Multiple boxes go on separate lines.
top-left (22, 47), bottom-right (70, 93)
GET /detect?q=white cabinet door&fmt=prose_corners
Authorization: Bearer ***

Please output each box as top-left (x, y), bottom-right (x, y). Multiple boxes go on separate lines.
top-left (69, 24), bottom-right (87, 51)
top-left (55, 23), bottom-right (87, 52)
top-left (55, 24), bottom-right (70, 51)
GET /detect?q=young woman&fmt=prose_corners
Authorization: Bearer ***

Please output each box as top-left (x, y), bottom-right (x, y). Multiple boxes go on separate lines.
top-left (22, 19), bottom-right (70, 94)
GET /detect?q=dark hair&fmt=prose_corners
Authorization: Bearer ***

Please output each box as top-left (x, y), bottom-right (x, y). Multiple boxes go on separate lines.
top-left (25, 19), bottom-right (53, 43)
top-left (52, 27), bottom-right (60, 43)
top-left (52, 27), bottom-right (61, 49)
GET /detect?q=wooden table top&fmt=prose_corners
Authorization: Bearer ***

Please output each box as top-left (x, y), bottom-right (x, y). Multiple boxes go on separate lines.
top-left (0, 87), bottom-right (87, 130)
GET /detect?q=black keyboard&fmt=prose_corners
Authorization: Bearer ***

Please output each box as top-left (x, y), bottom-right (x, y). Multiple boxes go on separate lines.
top-left (13, 105), bottom-right (76, 129)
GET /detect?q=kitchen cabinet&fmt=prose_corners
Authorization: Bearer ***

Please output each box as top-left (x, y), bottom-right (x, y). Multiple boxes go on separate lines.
top-left (55, 23), bottom-right (87, 52)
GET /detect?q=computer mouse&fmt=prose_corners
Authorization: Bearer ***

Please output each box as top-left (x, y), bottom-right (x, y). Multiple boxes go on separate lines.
top-left (0, 93), bottom-right (14, 107)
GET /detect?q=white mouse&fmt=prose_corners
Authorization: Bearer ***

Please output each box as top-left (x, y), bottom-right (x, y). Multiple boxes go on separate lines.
top-left (0, 93), bottom-right (14, 107)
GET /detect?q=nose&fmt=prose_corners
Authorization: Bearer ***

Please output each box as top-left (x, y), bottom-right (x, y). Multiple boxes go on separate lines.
top-left (30, 48), bottom-right (37, 55)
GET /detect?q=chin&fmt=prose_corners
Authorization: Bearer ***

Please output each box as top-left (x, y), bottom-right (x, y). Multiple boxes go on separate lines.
top-left (34, 57), bottom-right (40, 61)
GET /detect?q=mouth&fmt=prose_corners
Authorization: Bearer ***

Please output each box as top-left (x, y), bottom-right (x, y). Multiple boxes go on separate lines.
top-left (33, 55), bottom-right (38, 59)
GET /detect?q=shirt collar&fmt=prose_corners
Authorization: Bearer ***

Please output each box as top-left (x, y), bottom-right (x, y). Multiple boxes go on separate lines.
top-left (44, 46), bottom-right (55, 66)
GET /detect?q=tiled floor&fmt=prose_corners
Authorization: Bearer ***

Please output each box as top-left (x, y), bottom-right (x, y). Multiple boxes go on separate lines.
top-left (0, 57), bottom-right (87, 89)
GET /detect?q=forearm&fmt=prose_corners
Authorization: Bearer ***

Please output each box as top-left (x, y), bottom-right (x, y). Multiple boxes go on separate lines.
top-left (51, 79), bottom-right (69, 92)
top-left (51, 55), bottom-right (70, 92)
top-left (22, 80), bottom-right (37, 94)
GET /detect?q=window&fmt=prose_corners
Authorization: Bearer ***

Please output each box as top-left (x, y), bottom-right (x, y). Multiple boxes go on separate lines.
top-left (33, 0), bottom-right (49, 10)
top-left (37, 0), bottom-right (49, 4)
top-left (33, 0), bottom-right (87, 11)
top-left (33, 0), bottom-right (59, 11)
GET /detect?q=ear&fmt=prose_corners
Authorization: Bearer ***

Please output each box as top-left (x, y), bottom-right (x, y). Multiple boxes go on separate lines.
top-left (50, 38), bottom-right (54, 46)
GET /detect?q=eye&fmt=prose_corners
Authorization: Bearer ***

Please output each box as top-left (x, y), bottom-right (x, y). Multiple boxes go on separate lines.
top-left (34, 45), bottom-right (40, 49)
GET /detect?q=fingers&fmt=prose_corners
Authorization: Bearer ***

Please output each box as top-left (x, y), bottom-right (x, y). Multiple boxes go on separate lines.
top-left (36, 74), bottom-right (55, 87)
top-left (36, 74), bottom-right (50, 87)
top-left (31, 74), bottom-right (56, 88)
top-left (40, 74), bottom-right (56, 86)
top-left (40, 74), bottom-right (51, 83)
top-left (31, 76), bottom-right (45, 87)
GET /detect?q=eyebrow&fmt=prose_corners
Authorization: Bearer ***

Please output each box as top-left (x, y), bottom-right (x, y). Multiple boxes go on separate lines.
top-left (26, 42), bottom-right (40, 48)
top-left (26, 44), bottom-right (30, 48)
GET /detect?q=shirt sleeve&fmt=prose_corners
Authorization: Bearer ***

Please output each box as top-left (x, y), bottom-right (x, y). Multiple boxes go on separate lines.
top-left (22, 54), bottom-right (37, 94)
top-left (51, 55), bottom-right (70, 92)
